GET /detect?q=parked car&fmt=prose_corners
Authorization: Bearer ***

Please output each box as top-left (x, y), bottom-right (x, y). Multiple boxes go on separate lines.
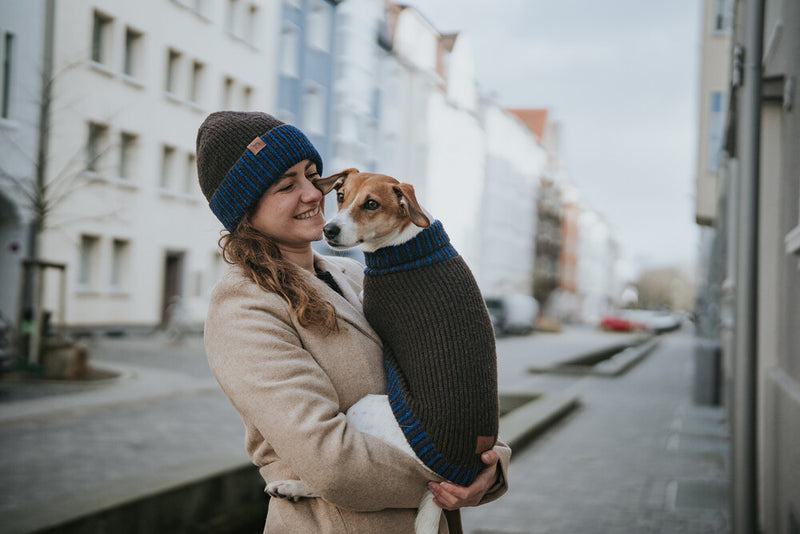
top-left (600, 309), bottom-right (683, 334)
top-left (483, 297), bottom-right (506, 336)
top-left (484, 294), bottom-right (539, 336)
top-left (599, 314), bottom-right (646, 332)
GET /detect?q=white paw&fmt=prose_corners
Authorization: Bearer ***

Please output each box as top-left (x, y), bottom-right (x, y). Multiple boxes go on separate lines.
top-left (266, 480), bottom-right (316, 502)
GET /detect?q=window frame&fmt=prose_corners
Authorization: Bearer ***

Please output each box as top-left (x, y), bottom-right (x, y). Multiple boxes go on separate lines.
top-left (91, 10), bottom-right (114, 65)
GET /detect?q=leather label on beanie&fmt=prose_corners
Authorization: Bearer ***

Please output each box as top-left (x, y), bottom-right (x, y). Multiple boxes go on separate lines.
top-left (475, 435), bottom-right (495, 454)
top-left (247, 137), bottom-right (266, 154)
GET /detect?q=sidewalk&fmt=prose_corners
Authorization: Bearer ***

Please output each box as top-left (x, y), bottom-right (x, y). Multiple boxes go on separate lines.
top-left (0, 326), bottom-right (728, 533)
top-left (463, 329), bottom-right (730, 534)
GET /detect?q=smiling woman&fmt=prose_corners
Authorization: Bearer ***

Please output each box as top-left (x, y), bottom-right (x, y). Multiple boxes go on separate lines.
top-left (194, 110), bottom-right (511, 534)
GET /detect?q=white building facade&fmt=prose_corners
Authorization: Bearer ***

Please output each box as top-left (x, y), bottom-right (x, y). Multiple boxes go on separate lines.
top-left (480, 103), bottom-right (545, 296)
top-left (27, 0), bottom-right (280, 330)
top-left (575, 209), bottom-right (620, 324)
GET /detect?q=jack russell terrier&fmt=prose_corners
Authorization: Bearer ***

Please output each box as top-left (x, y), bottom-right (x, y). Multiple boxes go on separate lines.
top-left (267, 169), bottom-right (499, 533)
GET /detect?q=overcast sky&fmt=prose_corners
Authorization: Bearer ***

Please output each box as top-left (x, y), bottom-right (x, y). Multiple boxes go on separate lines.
top-left (405, 0), bottom-right (702, 278)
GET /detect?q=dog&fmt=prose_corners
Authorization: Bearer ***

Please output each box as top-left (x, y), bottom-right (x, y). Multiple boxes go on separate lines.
top-left (267, 169), bottom-right (499, 533)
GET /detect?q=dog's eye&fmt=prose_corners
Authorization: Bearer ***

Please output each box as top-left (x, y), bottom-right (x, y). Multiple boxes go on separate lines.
top-left (364, 199), bottom-right (380, 210)
top-left (337, 192), bottom-right (344, 203)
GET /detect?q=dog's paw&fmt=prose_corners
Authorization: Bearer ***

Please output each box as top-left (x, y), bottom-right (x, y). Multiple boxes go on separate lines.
top-left (266, 480), bottom-right (316, 502)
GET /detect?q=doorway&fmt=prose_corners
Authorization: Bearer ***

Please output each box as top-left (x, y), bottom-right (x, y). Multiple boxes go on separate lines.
top-left (161, 251), bottom-right (185, 326)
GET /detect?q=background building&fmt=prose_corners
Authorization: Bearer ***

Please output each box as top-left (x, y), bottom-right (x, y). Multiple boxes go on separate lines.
top-left (694, 0), bottom-right (800, 531)
top-left (1, 0), bottom-right (280, 333)
top-left (0, 0), bottom-right (47, 327)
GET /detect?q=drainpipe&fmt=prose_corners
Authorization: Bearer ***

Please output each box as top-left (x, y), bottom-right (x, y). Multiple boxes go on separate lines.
top-left (732, 0), bottom-right (764, 532)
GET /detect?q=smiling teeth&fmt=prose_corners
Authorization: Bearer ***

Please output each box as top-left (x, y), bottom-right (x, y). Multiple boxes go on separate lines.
top-left (296, 207), bottom-right (320, 220)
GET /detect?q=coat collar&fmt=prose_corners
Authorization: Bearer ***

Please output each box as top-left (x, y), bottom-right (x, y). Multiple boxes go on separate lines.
top-left (311, 253), bottom-right (382, 347)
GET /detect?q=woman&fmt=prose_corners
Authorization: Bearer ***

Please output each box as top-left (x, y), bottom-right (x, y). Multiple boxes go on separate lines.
top-left (196, 111), bottom-right (510, 533)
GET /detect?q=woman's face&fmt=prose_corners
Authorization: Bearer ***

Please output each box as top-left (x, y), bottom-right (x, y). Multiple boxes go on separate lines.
top-left (250, 159), bottom-right (325, 251)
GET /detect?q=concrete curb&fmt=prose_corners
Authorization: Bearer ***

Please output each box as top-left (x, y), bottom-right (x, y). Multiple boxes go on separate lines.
top-left (527, 335), bottom-right (659, 377)
top-left (1, 455), bottom-right (256, 534)
top-left (499, 389), bottom-right (581, 451)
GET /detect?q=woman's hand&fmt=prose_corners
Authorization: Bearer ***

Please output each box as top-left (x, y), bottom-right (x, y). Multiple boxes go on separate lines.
top-left (426, 450), bottom-right (500, 510)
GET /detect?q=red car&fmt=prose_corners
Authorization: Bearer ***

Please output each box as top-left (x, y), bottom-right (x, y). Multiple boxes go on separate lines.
top-left (599, 314), bottom-right (646, 332)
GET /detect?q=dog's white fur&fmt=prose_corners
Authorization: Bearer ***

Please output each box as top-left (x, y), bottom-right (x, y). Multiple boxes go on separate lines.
top-left (267, 170), bottom-right (451, 534)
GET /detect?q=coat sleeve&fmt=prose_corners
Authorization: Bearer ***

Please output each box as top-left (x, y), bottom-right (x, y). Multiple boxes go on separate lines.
top-left (205, 277), bottom-right (433, 512)
top-left (478, 439), bottom-right (511, 505)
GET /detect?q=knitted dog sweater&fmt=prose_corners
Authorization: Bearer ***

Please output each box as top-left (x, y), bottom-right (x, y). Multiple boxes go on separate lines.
top-left (362, 221), bottom-right (499, 486)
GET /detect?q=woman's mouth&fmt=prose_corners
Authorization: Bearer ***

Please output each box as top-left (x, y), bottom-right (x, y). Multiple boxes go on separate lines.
top-left (295, 206), bottom-right (321, 220)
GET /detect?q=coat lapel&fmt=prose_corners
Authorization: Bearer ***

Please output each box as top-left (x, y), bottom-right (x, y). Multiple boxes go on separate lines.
top-left (311, 254), bottom-right (382, 347)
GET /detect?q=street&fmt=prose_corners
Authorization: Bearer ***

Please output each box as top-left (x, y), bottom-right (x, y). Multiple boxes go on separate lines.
top-left (0, 325), bottom-right (729, 533)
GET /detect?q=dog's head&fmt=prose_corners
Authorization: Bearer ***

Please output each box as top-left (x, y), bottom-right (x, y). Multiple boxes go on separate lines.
top-left (314, 168), bottom-right (431, 252)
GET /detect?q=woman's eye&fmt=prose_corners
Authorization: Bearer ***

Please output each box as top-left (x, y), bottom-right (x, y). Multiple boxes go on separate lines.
top-left (306, 173), bottom-right (319, 180)
top-left (279, 184), bottom-right (293, 192)
top-left (364, 199), bottom-right (379, 210)
top-left (337, 192), bottom-right (344, 203)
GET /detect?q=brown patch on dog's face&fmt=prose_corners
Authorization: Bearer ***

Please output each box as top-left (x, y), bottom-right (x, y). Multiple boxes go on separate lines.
top-left (336, 173), bottom-right (418, 237)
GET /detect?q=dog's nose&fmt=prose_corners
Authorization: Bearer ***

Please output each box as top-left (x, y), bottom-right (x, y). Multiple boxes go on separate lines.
top-left (323, 223), bottom-right (340, 239)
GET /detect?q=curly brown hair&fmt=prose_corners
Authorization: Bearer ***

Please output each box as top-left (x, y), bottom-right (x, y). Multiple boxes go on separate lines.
top-left (219, 216), bottom-right (339, 333)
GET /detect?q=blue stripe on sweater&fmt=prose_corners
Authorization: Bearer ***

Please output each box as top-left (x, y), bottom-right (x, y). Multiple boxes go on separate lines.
top-left (383, 359), bottom-right (479, 485)
top-left (363, 220), bottom-right (459, 276)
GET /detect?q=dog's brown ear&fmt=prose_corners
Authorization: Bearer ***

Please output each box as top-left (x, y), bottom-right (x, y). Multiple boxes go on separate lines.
top-left (314, 168), bottom-right (358, 194)
top-left (393, 183), bottom-right (430, 228)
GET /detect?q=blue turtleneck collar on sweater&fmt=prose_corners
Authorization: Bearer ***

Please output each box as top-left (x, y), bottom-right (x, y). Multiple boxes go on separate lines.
top-left (362, 220), bottom-right (459, 276)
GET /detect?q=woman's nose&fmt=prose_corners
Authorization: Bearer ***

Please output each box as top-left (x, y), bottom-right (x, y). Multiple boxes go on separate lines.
top-left (301, 177), bottom-right (323, 202)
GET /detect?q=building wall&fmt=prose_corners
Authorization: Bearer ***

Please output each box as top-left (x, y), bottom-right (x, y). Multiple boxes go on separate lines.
top-left (701, 0), bottom-right (800, 531)
top-left (277, 0), bottom-right (338, 164)
top-left (695, 0), bottom-right (733, 226)
top-left (36, 0), bottom-right (279, 329)
top-left (576, 209), bottom-right (617, 324)
top-left (425, 74), bottom-right (485, 271)
top-left (480, 103), bottom-right (544, 296)
top-left (757, 0), bottom-right (800, 530)
top-left (0, 0), bottom-right (46, 323)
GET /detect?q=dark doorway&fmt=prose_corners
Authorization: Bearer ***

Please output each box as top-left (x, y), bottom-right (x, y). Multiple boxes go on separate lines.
top-left (161, 251), bottom-right (184, 326)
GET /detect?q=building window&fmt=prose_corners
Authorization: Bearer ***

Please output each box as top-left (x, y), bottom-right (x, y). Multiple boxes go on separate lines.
top-left (184, 152), bottom-right (196, 194)
top-left (110, 238), bottom-right (130, 292)
top-left (226, 0), bottom-right (240, 35)
top-left (189, 60), bottom-right (204, 104)
top-left (712, 0), bottom-right (732, 33)
top-left (160, 145), bottom-right (176, 190)
top-left (222, 76), bottom-right (234, 108)
top-left (123, 27), bottom-right (142, 78)
top-left (91, 11), bottom-right (113, 64)
top-left (244, 4), bottom-right (258, 45)
top-left (118, 132), bottom-right (138, 180)
top-left (193, 0), bottom-right (207, 16)
top-left (308, 1), bottom-right (331, 52)
top-left (708, 91), bottom-right (727, 172)
top-left (303, 84), bottom-right (325, 135)
top-left (78, 235), bottom-right (100, 291)
top-left (280, 25), bottom-right (299, 77)
top-left (165, 48), bottom-right (181, 94)
top-left (86, 122), bottom-right (109, 173)
top-left (2, 33), bottom-right (13, 119)
top-left (242, 85), bottom-right (252, 110)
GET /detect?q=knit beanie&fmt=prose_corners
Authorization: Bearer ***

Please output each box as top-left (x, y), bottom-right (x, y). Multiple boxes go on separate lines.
top-left (196, 111), bottom-right (323, 232)
top-left (361, 222), bottom-right (499, 486)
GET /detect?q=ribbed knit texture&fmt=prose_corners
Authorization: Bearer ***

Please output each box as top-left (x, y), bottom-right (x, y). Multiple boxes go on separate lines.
top-left (196, 111), bottom-right (323, 232)
top-left (362, 222), bottom-right (499, 486)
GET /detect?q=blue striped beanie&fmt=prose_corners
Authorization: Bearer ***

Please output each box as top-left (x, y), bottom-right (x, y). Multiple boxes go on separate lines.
top-left (196, 111), bottom-right (323, 232)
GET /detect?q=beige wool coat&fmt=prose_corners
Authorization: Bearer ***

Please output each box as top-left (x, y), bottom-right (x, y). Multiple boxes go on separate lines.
top-left (204, 253), bottom-right (510, 534)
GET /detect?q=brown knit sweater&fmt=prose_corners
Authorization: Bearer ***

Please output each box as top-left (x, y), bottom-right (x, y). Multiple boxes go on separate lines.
top-left (362, 221), bottom-right (498, 486)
